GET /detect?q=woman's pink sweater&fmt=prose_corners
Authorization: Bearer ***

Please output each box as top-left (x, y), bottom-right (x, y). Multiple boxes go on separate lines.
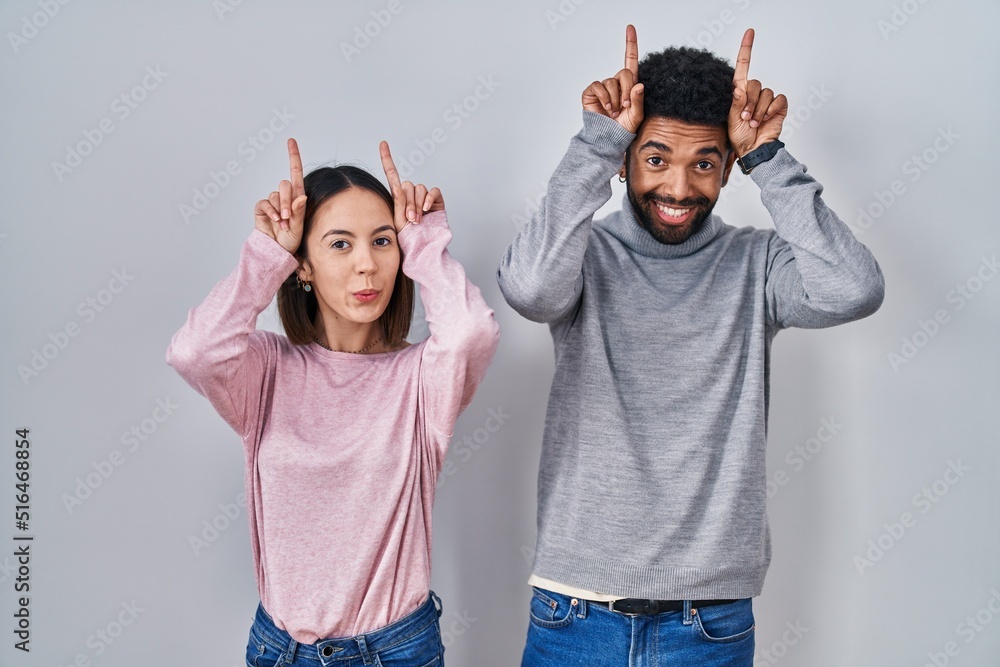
top-left (165, 211), bottom-right (499, 643)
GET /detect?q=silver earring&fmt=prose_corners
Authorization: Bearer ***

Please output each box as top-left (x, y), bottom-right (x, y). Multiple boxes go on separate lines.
top-left (618, 175), bottom-right (626, 183)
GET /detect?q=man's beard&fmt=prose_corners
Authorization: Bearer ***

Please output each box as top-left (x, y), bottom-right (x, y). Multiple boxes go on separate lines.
top-left (626, 184), bottom-right (716, 245)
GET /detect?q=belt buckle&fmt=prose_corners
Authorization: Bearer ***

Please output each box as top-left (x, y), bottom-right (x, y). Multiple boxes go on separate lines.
top-left (607, 599), bottom-right (630, 615)
top-left (607, 598), bottom-right (647, 616)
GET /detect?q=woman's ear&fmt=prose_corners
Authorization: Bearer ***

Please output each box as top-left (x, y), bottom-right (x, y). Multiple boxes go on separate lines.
top-left (296, 259), bottom-right (313, 282)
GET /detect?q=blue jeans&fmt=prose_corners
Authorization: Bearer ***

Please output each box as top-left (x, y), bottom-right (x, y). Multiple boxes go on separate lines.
top-left (246, 592), bottom-right (445, 667)
top-left (521, 587), bottom-right (755, 667)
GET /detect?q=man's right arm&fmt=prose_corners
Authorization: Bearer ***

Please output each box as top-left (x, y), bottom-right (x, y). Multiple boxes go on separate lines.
top-left (496, 110), bottom-right (635, 323)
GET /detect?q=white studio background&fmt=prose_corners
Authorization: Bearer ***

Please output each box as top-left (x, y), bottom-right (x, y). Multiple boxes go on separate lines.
top-left (1, 1), bottom-right (997, 665)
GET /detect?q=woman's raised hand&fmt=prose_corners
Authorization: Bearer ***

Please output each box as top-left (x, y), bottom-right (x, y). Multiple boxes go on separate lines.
top-left (254, 138), bottom-right (308, 254)
top-left (379, 140), bottom-right (444, 233)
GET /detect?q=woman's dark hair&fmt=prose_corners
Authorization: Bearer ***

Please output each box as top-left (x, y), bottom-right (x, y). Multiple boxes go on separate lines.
top-left (277, 165), bottom-right (414, 348)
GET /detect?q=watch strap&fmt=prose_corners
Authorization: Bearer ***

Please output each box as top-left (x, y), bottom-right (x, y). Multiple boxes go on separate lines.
top-left (737, 140), bottom-right (785, 174)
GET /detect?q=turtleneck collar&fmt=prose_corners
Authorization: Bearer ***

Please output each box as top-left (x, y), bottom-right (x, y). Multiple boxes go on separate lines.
top-left (596, 192), bottom-right (723, 259)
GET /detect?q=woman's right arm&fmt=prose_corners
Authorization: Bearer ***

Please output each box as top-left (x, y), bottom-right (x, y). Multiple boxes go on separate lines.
top-left (165, 138), bottom-right (308, 440)
top-left (164, 232), bottom-right (300, 439)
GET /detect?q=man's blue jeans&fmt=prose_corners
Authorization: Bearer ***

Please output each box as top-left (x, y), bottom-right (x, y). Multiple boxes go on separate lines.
top-left (521, 586), bottom-right (755, 666)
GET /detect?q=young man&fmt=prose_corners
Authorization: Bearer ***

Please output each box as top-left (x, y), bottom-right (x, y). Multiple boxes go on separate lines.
top-left (497, 25), bottom-right (884, 665)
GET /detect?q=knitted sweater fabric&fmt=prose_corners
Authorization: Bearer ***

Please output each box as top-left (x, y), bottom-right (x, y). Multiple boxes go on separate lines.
top-left (496, 111), bottom-right (885, 599)
top-left (166, 210), bottom-right (500, 642)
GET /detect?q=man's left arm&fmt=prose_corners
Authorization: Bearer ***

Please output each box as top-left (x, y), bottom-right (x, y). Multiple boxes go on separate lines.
top-left (728, 28), bottom-right (885, 329)
top-left (753, 151), bottom-right (886, 329)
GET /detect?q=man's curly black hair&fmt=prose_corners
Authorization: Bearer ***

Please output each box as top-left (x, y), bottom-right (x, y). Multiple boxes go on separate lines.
top-left (637, 45), bottom-right (735, 134)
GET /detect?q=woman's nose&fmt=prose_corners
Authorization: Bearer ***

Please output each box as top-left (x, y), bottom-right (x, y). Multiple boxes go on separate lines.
top-left (355, 248), bottom-right (378, 273)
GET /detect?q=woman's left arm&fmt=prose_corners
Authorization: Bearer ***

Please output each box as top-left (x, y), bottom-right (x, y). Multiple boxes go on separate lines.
top-left (397, 209), bottom-right (501, 439)
top-left (379, 141), bottom-right (500, 443)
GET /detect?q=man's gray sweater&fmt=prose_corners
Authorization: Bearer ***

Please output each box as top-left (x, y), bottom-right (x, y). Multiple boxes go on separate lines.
top-left (496, 110), bottom-right (885, 600)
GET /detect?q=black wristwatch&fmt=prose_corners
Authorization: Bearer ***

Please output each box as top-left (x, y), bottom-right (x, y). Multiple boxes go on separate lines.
top-left (736, 140), bottom-right (784, 175)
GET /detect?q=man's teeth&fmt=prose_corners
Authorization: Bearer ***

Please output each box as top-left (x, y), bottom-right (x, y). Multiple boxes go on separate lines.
top-left (655, 203), bottom-right (691, 217)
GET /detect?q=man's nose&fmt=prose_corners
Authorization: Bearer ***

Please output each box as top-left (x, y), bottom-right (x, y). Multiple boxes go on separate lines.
top-left (662, 170), bottom-right (695, 202)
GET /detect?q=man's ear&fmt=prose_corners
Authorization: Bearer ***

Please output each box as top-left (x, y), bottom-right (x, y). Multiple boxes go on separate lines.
top-left (721, 147), bottom-right (737, 187)
top-left (619, 145), bottom-right (630, 182)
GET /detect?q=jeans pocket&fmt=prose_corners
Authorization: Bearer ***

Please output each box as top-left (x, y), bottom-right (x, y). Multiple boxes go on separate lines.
top-left (692, 599), bottom-right (755, 643)
top-left (246, 628), bottom-right (285, 667)
top-left (527, 587), bottom-right (577, 629)
top-left (376, 617), bottom-right (445, 667)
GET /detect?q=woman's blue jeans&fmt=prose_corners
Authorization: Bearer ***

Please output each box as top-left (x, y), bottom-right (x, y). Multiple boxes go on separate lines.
top-left (246, 591), bottom-right (445, 666)
top-left (521, 586), bottom-right (755, 666)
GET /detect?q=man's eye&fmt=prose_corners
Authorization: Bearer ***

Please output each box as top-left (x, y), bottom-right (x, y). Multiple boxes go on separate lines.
top-left (647, 157), bottom-right (663, 166)
top-left (331, 240), bottom-right (349, 249)
top-left (697, 161), bottom-right (714, 170)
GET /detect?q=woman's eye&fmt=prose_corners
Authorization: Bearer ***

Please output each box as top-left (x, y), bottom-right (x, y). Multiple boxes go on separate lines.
top-left (331, 240), bottom-right (349, 250)
top-left (374, 237), bottom-right (392, 247)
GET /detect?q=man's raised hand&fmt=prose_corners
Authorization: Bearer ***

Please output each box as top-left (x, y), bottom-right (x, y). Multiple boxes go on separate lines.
top-left (582, 24), bottom-right (645, 134)
top-left (728, 28), bottom-right (787, 157)
top-left (379, 140), bottom-right (443, 234)
top-left (254, 138), bottom-right (308, 254)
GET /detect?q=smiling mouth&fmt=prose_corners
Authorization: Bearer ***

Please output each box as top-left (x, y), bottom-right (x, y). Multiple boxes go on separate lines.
top-left (653, 202), bottom-right (695, 225)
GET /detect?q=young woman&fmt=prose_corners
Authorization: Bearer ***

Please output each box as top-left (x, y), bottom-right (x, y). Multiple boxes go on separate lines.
top-left (165, 138), bottom-right (499, 666)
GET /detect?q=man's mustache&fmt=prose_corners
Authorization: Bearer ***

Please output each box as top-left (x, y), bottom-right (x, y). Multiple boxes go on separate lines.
top-left (641, 193), bottom-right (711, 208)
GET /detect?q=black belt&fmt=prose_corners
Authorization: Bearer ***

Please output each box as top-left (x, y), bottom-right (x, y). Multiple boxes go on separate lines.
top-left (597, 598), bottom-right (737, 615)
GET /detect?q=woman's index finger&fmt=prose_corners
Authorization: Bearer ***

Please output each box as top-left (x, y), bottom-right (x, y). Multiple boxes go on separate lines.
top-left (287, 138), bottom-right (305, 196)
top-left (625, 24), bottom-right (639, 76)
top-left (378, 141), bottom-right (403, 194)
top-left (733, 28), bottom-right (754, 84)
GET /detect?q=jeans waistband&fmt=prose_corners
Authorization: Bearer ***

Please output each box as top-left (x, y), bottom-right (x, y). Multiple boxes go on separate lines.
top-left (252, 591), bottom-right (442, 664)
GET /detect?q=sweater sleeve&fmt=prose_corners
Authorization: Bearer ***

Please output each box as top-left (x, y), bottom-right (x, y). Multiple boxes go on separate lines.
top-left (165, 229), bottom-right (300, 440)
top-left (397, 210), bottom-right (500, 446)
top-left (751, 148), bottom-right (886, 329)
top-left (496, 110), bottom-right (635, 323)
